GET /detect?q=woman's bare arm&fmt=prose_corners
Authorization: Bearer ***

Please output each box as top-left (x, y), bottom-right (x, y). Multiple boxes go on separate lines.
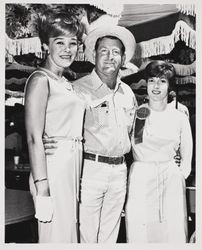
top-left (24, 72), bottom-right (49, 196)
top-left (179, 114), bottom-right (193, 179)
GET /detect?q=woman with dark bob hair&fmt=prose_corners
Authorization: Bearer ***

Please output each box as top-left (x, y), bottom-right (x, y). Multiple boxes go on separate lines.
top-left (24, 10), bottom-right (85, 243)
top-left (125, 60), bottom-right (193, 243)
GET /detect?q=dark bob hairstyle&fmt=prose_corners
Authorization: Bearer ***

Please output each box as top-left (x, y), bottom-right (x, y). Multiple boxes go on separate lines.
top-left (36, 10), bottom-right (84, 45)
top-left (144, 60), bottom-right (176, 92)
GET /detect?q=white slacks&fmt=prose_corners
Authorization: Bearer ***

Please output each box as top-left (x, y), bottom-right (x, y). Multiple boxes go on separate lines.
top-left (79, 159), bottom-right (127, 243)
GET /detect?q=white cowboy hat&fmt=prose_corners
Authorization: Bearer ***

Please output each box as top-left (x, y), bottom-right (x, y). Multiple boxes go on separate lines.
top-left (84, 25), bottom-right (136, 64)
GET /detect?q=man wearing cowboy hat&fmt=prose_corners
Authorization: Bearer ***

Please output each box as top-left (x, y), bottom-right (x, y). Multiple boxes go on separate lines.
top-left (44, 25), bottom-right (137, 243)
top-left (73, 25), bottom-right (137, 243)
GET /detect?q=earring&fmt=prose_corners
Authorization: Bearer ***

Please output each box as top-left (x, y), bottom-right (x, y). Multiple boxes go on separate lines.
top-left (42, 50), bottom-right (50, 59)
top-left (43, 50), bottom-right (50, 59)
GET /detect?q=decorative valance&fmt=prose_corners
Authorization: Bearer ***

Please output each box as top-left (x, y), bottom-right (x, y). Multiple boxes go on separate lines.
top-left (134, 20), bottom-right (195, 59)
top-left (5, 4), bottom-right (196, 61)
top-left (177, 4), bottom-right (196, 16)
top-left (172, 61), bottom-right (196, 76)
top-left (176, 76), bottom-right (195, 85)
top-left (5, 34), bottom-right (42, 62)
top-left (6, 19), bottom-right (195, 62)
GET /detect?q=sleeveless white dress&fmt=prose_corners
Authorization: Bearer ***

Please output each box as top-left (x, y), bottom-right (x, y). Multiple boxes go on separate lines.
top-left (26, 69), bottom-right (85, 243)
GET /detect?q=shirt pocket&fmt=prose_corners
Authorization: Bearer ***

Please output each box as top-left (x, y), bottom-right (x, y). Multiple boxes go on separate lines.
top-left (92, 103), bottom-right (109, 128)
top-left (86, 101), bottom-right (109, 128)
top-left (123, 106), bottom-right (136, 133)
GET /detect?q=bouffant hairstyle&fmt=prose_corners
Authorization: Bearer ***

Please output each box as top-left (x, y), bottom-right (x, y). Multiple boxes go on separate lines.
top-left (36, 10), bottom-right (84, 45)
top-left (144, 60), bottom-right (176, 92)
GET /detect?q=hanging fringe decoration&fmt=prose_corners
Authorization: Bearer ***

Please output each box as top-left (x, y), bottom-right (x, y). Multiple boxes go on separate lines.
top-left (6, 17), bottom-right (195, 62)
top-left (5, 34), bottom-right (42, 62)
top-left (177, 4), bottom-right (196, 16)
top-left (135, 20), bottom-right (195, 59)
top-left (176, 76), bottom-right (196, 85)
top-left (172, 61), bottom-right (196, 76)
top-left (6, 34), bottom-right (84, 63)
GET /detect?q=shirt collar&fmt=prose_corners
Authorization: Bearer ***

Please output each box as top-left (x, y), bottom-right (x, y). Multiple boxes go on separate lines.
top-left (91, 69), bottom-right (122, 93)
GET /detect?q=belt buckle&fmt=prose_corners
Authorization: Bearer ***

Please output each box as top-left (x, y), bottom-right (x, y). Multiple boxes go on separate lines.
top-left (108, 156), bottom-right (123, 165)
top-left (85, 153), bottom-right (124, 165)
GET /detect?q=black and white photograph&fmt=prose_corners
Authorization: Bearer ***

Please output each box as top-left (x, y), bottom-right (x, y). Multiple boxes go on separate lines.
top-left (3, 0), bottom-right (198, 247)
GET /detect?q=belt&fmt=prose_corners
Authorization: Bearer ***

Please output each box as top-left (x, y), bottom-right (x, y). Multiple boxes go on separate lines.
top-left (45, 136), bottom-right (85, 143)
top-left (84, 152), bottom-right (125, 165)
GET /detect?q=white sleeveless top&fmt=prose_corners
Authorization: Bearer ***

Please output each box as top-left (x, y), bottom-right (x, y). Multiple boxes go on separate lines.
top-left (25, 69), bottom-right (85, 138)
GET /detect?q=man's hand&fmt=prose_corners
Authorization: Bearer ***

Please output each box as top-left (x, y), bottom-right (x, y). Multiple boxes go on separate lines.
top-left (43, 137), bottom-right (58, 155)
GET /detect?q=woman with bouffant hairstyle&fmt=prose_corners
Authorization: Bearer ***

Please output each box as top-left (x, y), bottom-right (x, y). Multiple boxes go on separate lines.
top-left (24, 10), bottom-right (85, 243)
top-left (125, 60), bottom-right (193, 243)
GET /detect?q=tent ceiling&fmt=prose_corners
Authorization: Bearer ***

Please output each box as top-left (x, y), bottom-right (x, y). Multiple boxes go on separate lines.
top-left (125, 12), bottom-right (179, 43)
top-left (118, 4), bottom-right (179, 27)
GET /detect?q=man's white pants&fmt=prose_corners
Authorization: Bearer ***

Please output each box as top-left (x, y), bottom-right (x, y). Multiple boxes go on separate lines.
top-left (79, 159), bottom-right (127, 243)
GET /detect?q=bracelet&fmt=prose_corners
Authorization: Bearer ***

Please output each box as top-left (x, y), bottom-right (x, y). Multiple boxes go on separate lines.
top-left (34, 178), bottom-right (48, 184)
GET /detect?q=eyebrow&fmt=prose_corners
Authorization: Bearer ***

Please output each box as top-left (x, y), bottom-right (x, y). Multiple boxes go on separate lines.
top-left (99, 46), bottom-right (121, 50)
top-left (53, 37), bottom-right (78, 42)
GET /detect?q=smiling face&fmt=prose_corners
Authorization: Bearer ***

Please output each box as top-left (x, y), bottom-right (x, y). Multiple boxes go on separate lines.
top-left (147, 76), bottom-right (169, 102)
top-left (45, 35), bottom-right (78, 69)
top-left (94, 37), bottom-right (126, 77)
top-left (145, 61), bottom-right (176, 105)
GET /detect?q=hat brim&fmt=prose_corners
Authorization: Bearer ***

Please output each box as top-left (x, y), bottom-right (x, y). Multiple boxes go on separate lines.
top-left (84, 25), bottom-right (136, 65)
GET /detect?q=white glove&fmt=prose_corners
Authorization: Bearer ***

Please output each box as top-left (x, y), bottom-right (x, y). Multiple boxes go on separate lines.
top-left (35, 195), bottom-right (54, 222)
